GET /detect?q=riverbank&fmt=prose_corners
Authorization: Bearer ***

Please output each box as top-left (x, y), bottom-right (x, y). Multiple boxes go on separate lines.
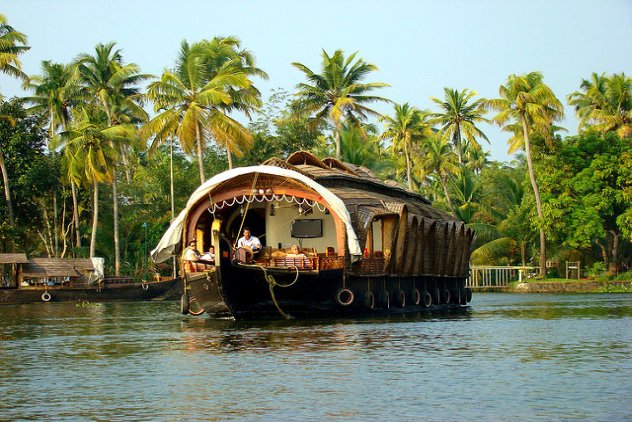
top-left (509, 279), bottom-right (632, 293)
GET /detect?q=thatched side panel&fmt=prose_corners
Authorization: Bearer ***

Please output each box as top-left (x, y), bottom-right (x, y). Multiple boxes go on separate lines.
top-left (453, 223), bottom-right (467, 276)
top-left (393, 205), bottom-right (409, 272)
top-left (403, 216), bottom-right (419, 275)
top-left (413, 218), bottom-right (424, 275)
top-left (433, 221), bottom-right (448, 275)
top-left (422, 218), bottom-right (436, 275)
top-left (459, 228), bottom-right (475, 276)
top-left (444, 222), bottom-right (456, 276)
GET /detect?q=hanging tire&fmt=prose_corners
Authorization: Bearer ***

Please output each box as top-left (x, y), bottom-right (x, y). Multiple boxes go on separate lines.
top-left (188, 297), bottom-right (205, 315)
top-left (442, 289), bottom-right (451, 304)
top-left (41, 291), bottom-right (52, 302)
top-left (394, 289), bottom-right (406, 308)
top-left (460, 288), bottom-right (468, 305)
top-left (363, 291), bottom-right (375, 310)
top-left (380, 290), bottom-right (390, 310)
top-left (335, 288), bottom-right (354, 306)
top-left (411, 288), bottom-right (421, 306)
top-left (452, 288), bottom-right (461, 305)
top-left (466, 287), bottom-right (473, 303)
top-left (421, 290), bottom-right (432, 308)
top-left (180, 292), bottom-right (189, 315)
top-left (435, 288), bottom-right (442, 304)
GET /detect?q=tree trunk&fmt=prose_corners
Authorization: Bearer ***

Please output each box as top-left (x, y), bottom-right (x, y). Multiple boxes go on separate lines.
top-left (441, 177), bottom-right (454, 212)
top-left (71, 181), bottom-right (82, 250)
top-left (521, 114), bottom-right (546, 276)
top-left (404, 139), bottom-right (412, 191)
top-left (227, 147), bottom-right (233, 170)
top-left (195, 122), bottom-right (205, 183)
top-left (90, 180), bottom-right (99, 258)
top-left (170, 138), bottom-right (177, 279)
top-left (112, 166), bottom-right (120, 276)
top-left (455, 123), bottom-right (463, 165)
top-left (608, 230), bottom-right (620, 275)
top-left (0, 151), bottom-right (15, 226)
top-left (335, 129), bottom-right (341, 161)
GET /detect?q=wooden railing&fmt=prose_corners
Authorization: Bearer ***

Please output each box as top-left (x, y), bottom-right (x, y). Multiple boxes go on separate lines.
top-left (467, 266), bottom-right (539, 288)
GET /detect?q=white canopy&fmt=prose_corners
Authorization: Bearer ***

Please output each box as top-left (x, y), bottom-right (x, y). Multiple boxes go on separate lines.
top-left (151, 165), bottom-right (362, 263)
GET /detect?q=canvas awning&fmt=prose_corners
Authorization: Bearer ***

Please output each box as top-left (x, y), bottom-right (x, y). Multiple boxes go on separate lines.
top-left (151, 165), bottom-right (362, 263)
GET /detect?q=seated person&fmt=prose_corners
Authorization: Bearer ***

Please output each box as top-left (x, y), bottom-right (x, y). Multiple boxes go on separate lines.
top-left (182, 239), bottom-right (213, 269)
top-left (286, 244), bottom-right (306, 257)
top-left (236, 228), bottom-right (262, 261)
top-left (199, 246), bottom-right (215, 265)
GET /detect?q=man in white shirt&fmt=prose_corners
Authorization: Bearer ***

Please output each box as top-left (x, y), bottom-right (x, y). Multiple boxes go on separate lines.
top-left (237, 228), bottom-right (261, 261)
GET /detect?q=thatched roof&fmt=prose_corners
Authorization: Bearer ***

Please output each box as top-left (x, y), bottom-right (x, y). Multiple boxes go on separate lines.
top-left (21, 258), bottom-right (96, 278)
top-left (0, 253), bottom-right (29, 264)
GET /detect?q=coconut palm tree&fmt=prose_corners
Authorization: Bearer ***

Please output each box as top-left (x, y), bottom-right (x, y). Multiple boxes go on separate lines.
top-left (292, 49), bottom-right (391, 160)
top-left (142, 38), bottom-right (265, 181)
top-left (488, 72), bottom-right (564, 275)
top-left (58, 108), bottom-right (136, 257)
top-left (74, 42), bottom-right (149, 274)
top-left (0, 14), bottom-right (29, 227)
top-left (26, 61), bottom-right (85, 252)
top-left (416, 135), bottom-right (460, 212)
top-left (568, 72), bottom-right (632, 137)
top-left (430, 88), bottom-right (489, 165)
top-left (380, 103), bottom-right (433, 191)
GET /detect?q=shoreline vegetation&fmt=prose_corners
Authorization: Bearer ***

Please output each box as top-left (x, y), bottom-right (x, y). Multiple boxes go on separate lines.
top-left (476, 278), bottom-right (632, 293)
top-left (0, 14), bottom-right (629, 282)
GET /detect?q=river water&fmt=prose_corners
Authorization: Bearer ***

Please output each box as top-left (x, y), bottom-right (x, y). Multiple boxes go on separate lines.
top-left (1, 293), bottom-right (631, 421)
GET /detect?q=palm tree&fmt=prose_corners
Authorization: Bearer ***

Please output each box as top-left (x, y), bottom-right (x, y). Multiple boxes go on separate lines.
top-left (0, 14), bottom-right (29, 227)
top-left (430, 88), bottom-right (489, 165)
top-left (568, 72), bottom-right (632, 137)
top-left (58, 108), bottom-right (134, 257)
top-left (26, 61), bottom-right (84, 253)
top-left (292, 49), bottom-right (391, 160)
top-left (74, 42), bottom-right (149, 274)
top-left (142, 38), bottom-right (265, 181)
top-left (380, 103), bottom-right (433, 190)
top-left (416, 134), bottom-right (460, 212)
top-left (488, 72), bottom-right (564, 275)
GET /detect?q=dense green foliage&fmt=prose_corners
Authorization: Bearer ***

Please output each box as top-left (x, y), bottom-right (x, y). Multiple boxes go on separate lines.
top-left (0, 14), bottom-right (629, 278)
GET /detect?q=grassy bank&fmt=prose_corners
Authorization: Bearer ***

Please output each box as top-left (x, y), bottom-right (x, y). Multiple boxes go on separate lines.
top-left (509, 278), bottom-right (632, 293)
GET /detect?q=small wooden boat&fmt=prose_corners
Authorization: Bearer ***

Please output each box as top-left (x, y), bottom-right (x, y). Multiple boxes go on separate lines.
top-left (0, 254), bottom-right (180, 304)
top-left (151, 151), bottom-right (474, 320)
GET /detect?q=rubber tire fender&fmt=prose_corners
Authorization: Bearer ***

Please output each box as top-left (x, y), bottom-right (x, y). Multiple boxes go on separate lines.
top-left (363, 291), bottom-right (375, 310)
top-left (180, 292), bottom-right (189, 315)
top-left (41, 291), bottom-right (52, 302)
top-left (442, 288), bottom-right (451, 304)
top-left (395, 289), bottom-right (406, 308)
top-left (411, 288), bottom-right (421, 306)
top-left (421, 290), bottom-right (432, 308)
top-left (380, 290), bottom-right (390, 310)
top-left (335, 288), bottom-right (355, 306)
top-left (466, 287), bottom-right (473, 303)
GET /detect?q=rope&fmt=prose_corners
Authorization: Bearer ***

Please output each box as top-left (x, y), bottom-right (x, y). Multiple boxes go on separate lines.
top-left (233, 173), bottom-right (260, 250)
top-left (242, 263), bottom-right (300, 319)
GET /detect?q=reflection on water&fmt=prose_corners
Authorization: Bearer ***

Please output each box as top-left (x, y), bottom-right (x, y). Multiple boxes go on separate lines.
top-left (1, 293), bottom-right (631, 420)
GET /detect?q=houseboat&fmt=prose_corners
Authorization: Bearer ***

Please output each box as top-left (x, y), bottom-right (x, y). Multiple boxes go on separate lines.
top-left (0, 254), bottom-right (179, 303)
top-left (151, 151), bottom-right (474, 319)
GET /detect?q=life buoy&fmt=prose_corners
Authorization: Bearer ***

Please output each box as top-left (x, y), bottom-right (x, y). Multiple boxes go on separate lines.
top-left (411, 288), bottom-right (421, 306)
top-left (363, 291), bottom-right (375, 309)
top-left (180, 292), bottom-right (189, 314)
top-left (442, 289), bottom-right (451, 304)
top-left (466, 288), bottom-right (473, 303)
top-left (395, 289), bottom-right (406, 308)
top-left (380, 290), bottom-right (390, 310)
top-left (41, 291), bottom-right (52, 302)
top-left (421, 290), bottom-right (432, 308)
top-left (335, 288), bottom-right (354, 306)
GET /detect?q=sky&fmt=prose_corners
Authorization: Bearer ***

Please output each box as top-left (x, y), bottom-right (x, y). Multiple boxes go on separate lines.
top-left (2, 0), bottom-right (631, 163)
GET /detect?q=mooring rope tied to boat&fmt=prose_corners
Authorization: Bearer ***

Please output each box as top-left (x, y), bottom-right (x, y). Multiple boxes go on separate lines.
top-left (247, 264), bottom-right (300, 320)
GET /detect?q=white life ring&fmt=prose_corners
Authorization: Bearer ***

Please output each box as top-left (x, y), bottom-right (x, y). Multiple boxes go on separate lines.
top-left (41, 291), bottom-right (52, 302)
